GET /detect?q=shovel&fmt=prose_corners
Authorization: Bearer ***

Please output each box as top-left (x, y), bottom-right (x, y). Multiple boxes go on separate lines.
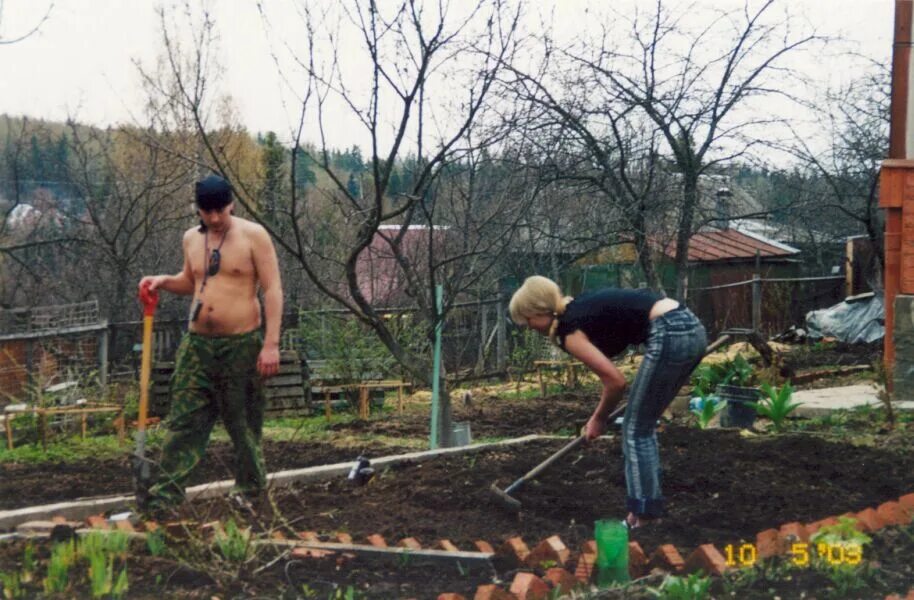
top-left (134, 282), bottom-right (159, 507)
top-left (490, 402), bottom-right (628, 512)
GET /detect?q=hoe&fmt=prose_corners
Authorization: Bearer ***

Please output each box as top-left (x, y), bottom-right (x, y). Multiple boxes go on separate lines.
top-left (489, 402), bottom-right (628, 512)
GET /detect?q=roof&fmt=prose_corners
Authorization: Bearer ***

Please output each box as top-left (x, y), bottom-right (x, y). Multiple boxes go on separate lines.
top-left (660, 227), bottom-right (801, 263)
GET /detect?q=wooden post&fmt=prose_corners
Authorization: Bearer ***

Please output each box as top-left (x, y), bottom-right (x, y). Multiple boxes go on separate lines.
top-left (358, 386), bottom-right (370, 420)
top-left (5, 414), bottom-right (13, 450)
top-left (496, 293), bottom-right (506, 372)
top-left (538, 365), bottom-right (546, 397)
top-left (38, 409), bottom-right (47, 450)
top-left (752, 250), bottom-right (762, 333)
top-left (397, 383), bottom-right (404, 414)
top-left (324, 389), bottom-right (332, 422)
top-left (98, 325), bottom-right (109, 392)
top-left (81, 411), bottom-right (87, 439)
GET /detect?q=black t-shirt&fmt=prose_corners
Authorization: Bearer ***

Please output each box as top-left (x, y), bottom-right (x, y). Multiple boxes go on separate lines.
top-left (555, 288), bottom-right (662, 358)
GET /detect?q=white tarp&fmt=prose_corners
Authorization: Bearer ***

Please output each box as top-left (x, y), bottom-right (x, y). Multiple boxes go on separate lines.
top-left (805, 293), bottom-right (884, 344)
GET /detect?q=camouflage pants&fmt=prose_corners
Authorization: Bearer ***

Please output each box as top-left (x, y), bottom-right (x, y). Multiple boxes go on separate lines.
top-left (146, 330), bottom-right (266, 509)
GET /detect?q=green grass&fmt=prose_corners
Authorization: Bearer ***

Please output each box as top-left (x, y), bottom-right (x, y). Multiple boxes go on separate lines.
top-left (0, 433), bottom-right (162, 465)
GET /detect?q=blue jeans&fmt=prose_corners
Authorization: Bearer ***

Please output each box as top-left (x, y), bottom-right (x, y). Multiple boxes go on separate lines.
top-left (623, 307), bottom-right (706, 518)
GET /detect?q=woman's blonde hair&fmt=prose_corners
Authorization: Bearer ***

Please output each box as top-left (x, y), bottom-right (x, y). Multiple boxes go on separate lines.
top-left (509, 275), bottom-right (573, 344)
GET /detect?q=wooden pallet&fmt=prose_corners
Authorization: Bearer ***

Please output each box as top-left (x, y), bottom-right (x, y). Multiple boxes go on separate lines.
top-left (151, 351), bottom-right (309, 416)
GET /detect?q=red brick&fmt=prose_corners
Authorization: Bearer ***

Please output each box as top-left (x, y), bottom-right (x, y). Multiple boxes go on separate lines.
top-left (574, 552), bottom-right (596, 583)
top-left (543, 568), bottom-right (578, 594)
top-left (509, 573), bottom-right (550, 600)
top-left (474, 540), bottom-right (495, 554)
top-left (435, 539), bottom-right (460, 552)
top-left (855, 508), bottom-right (886, 533)
top-left (87, 515), bottom-right (109, 530)
top-left (581, 540), bottom-right (597, 555)
top-left (628, 541), bottom-right (649, 578)
top-left (805, 517), bottom-right (838, 536)
top-left (114, 519), bottom-right (135, 533)
top-left (366, 534), bottom-right (388, 547)
top-left (497, 537), bottom-right (531, 565)
top-left (777, 522), bottom-right (809, 554)
top-left (270, 530), bottom-right (287, 540)
top-left (335, 532), bottom-right (353, 544)
top-left (437, 595), bottom-right (466, 600)
top-left (473, 584), bottom-right (516, 600)
top-left (291, 547), bottom-right (337, 560)
top-left (398, 537), bottom-right (422, 550)
top-left (525, 535), bottom-right (570, 568)
top-left (878, 501), bottom-right (913, 526)
top-left (899, 493), bottom-right (914, 512)
top-left (756, 528), bottom-right (780, 559)
top-left (684, 544), bottom-right (728, 576)
top-left (648, 544), bottom-right (685, 573)
top-left (885, 594), bottom-right (902, 600)
top-left (297, 531), bottom-right (319, 542)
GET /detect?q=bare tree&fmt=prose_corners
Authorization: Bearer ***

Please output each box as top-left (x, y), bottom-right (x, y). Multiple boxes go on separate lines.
top-left (561, 0), bottom-right (819, 298)
top-left (0, 1), bottom-right (53, 45)
top-left (781, 62), bottom-right (888, 289)
top-left (146, 0), bottom-right (525, 445)
top-left (63, 122), bottom-right (195, 322)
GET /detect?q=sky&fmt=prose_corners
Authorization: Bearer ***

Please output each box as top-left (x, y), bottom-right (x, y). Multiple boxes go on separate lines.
top-left (0, 0), bottom-right (898, 153)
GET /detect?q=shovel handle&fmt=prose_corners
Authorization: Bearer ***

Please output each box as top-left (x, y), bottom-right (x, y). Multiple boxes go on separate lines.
top-left (136, 283), bottom-right (157, 434)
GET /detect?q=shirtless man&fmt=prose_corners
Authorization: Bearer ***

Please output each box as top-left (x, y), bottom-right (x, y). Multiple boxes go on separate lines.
top-left (138, 174), bottom-right (282, 512)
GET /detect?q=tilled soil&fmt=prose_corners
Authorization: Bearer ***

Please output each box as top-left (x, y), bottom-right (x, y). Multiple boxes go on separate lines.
top-left (180, 426), bottom-right (914, 560)
top-left (0, 439), bottom-right (412, 510)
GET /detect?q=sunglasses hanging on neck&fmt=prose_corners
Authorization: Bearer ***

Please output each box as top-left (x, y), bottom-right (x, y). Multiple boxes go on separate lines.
top-left (203, 229), bottom-right (228, 282)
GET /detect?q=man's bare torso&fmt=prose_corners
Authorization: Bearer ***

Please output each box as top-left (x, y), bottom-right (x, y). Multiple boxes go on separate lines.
top-left (184, 218), bottom-right (262, 335)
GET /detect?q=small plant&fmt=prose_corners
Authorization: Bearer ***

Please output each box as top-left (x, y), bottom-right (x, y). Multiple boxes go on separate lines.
top-left (691, 396), bottom-right (726, 429)
top-left (748, 382), bottom-right (802, 432)
top-left (146, 529), bottom-right (167, 557)
top-left (328, 586), bottom-right (360, 600)
top-left (43, 540), bottom-right (76, 594)
top-left (810, 516), bottom-right (872, 549)
top-left (20, 543), bottom-right (35, 584)
top-left (215, 519), bottom-right (251, 563)
top-left (0, 571), bottom-right (23, 599)
top-left (647, 572), bottom-right (712, 599)
top-left (691, 354), bottom-right (757, 396)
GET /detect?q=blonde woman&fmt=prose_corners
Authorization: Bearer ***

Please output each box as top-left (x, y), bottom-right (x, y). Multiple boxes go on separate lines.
top-left (509, 275), bottom-right (706, 528)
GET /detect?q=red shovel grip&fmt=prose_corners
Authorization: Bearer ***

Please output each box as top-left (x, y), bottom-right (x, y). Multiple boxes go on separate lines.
top-left (139, 281), bottom-right (159, 317)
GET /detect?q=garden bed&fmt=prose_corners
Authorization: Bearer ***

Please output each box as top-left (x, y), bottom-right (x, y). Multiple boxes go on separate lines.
top-left (2, 424), bottom-right (914, 598)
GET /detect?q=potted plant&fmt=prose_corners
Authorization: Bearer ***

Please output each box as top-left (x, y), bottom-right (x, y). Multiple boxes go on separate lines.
top-left (715, 354), bottom-right (760, 428)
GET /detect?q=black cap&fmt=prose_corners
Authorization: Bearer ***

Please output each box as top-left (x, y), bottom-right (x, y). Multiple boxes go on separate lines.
top-left (195, 175), bottom-right (232, 210)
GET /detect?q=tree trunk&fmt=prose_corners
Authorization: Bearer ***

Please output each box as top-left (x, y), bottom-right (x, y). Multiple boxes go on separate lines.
top-left (674, 176), bottom-right (699, 299)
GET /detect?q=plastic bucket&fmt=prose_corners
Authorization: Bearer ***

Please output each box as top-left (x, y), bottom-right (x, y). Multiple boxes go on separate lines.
top-left (594, 519), bottom-right (630, 586)
top-left (718, 385), bottom-right (760, 428)
top-left (450, 422), bottom-right (472, 446)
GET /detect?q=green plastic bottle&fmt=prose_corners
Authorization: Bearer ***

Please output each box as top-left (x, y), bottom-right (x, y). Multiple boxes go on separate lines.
top-left (594, 519), bottom-right (630, 586)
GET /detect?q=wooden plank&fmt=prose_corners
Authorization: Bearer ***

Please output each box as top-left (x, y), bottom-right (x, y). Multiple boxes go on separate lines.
top-left (261, 539), bottom-right (494, 566)
top-left (264, 387), bottom-right (306, 400)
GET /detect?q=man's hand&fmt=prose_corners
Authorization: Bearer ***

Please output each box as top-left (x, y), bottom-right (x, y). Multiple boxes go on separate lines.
top-left (582, 414), bottom-right (607, 441)
top-left (139, 275), bottom-right (169, 293)
top-left (257, 344), bottom-right (280, 378)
